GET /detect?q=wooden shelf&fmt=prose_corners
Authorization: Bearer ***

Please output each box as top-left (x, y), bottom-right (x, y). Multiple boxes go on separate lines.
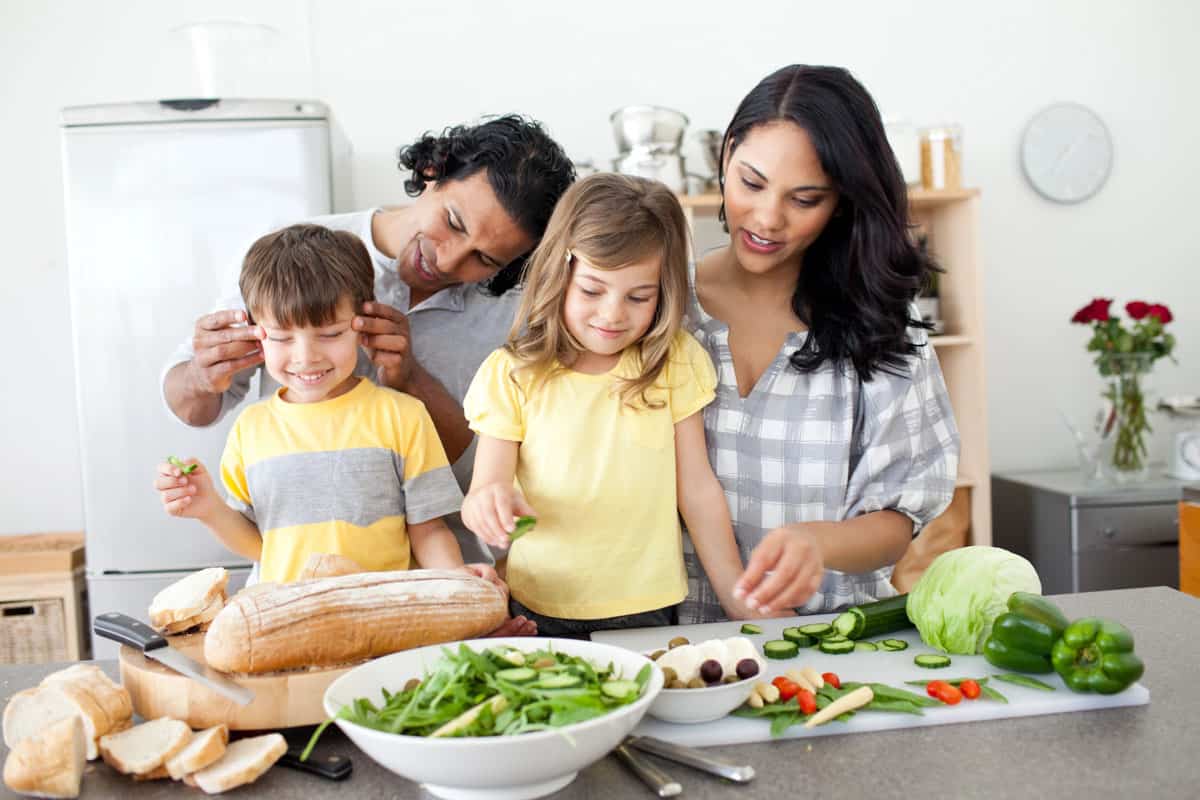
top-left (677, 187), bottom-right (980, 211)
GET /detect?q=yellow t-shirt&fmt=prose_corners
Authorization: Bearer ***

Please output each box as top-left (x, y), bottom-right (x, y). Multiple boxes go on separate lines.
top-left (463, 331), bottom-right (717, 619)
top-left (220, 378), bottom-right (463, 584)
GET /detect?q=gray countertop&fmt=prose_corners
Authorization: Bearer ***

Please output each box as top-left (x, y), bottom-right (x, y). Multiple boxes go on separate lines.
top-left (3, 587), bottom-right (1198, 799)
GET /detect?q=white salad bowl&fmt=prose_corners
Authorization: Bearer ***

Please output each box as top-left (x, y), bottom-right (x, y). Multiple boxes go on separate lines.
top-left (323, 636), bottom-right (662, 800)
top-left (648, 678), bottom-right (758, 724)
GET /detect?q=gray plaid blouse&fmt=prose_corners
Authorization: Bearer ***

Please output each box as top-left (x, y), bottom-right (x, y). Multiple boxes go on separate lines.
top-left (680, 264), bottom-right (959, 623)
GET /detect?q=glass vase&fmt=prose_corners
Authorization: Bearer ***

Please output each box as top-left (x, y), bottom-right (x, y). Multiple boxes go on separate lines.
top-left (1098, 353), bottom-right (1155, 483)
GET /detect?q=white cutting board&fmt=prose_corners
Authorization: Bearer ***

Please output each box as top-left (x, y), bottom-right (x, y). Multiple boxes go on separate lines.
top-left (591, 614), bottom-right (1149, 747)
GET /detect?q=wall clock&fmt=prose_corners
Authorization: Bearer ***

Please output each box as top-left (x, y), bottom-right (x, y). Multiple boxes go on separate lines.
top-left (1020, 103), bottom-right (1113, 204)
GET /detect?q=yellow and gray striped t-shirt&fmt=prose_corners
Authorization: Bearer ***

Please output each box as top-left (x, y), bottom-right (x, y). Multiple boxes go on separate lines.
top-left (220, 378), bottom-right (463, 584)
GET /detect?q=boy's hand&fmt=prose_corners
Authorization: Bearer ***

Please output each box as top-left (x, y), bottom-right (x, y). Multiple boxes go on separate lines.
top-left (458, 564), bottom-right (537, 637)
top-left (355, 301), bottom-right (417, 391)
top-left (154, 458), bottom-right (221, 521)
top-left (186, 309), bottom-right (265, 395)
top-left (461, 484), bottom-right (536, 549)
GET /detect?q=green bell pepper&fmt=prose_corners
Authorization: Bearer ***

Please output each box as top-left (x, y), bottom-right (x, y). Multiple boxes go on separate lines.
top-left (982, 592), bottom-right (1069, 674)
top-left (1050, 617), bottom-right (1145, 694)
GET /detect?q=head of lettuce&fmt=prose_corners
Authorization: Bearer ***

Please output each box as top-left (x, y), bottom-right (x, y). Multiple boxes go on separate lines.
top-left (906, 546), bottom-right (1043, 654)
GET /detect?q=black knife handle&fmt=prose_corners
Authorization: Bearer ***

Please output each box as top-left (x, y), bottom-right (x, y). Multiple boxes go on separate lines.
top-left (280, 748), bottom-right (352, 781)
top-left (93, 612), bottom-right (167, 652)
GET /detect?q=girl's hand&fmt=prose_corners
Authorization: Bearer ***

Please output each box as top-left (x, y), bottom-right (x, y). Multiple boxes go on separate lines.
top-left (153, 458), bottom-right (221, 521)
top-left (461, 483), bottom-right (536, 549)
top-left (735, 525), bottom-right (825, 614)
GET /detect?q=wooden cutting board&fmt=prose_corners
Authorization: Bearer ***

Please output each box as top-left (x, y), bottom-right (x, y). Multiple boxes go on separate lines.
top-left (118, 632), bottom-right (350, 730)
top-left (592, 615), bottom-right (1150, 747)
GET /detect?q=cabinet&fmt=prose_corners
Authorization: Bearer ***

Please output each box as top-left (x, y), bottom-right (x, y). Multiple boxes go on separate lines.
top-left (992, 468), bottom-right (1183, 594)
top-left (679, 188), bottom-right (991, 552)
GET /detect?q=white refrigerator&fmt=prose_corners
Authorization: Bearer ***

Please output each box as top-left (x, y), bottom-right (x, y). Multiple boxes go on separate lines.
top-left (60, 99), bottom-right (333, 658)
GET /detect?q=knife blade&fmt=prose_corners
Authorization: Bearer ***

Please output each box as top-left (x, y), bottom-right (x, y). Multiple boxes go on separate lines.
top-left (93, 612), bottom-right (255, 706)
top-left (627, 735), bottom-right (755, 783)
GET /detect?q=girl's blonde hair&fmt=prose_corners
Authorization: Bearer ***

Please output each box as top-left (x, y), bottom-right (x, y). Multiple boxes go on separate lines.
top-left (507, 173), bottom-right (691, 408)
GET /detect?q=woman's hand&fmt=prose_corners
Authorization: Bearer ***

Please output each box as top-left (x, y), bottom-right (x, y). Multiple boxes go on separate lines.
top-left (735, 525), bottom-right (825, 613)
top-left (185, 309), bottom-right (265, 395)
top-left (461, 483), bottom-right (536, 549)
top-left (153, 458), bottom-right (222, 522)
top-left (354, 301), bottom-right (419, 391)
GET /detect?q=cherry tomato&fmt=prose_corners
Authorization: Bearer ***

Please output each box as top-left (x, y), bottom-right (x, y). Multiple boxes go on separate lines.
top-left (796, 688), bottom-right (818, 715)
top-left (771, 676), bottom-right (801, 702)
top-left (959, 679), bottom-right (982, 700)
top-left (821, 672), bottom-right (841, 690)
top-left (926, 680), bottom-right (963, 705)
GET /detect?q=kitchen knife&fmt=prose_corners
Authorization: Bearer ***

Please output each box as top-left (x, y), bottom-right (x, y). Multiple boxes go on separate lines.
top-left (93, 612), bottom-right (255, 706)
top-left (627, 735), bottom-right (755, 783)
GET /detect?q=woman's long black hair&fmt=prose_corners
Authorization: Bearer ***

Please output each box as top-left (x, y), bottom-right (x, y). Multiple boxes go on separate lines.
top-left (719, 65), bottom-right (937, 382)
top-left (397, 114), bottom-right (575, 295)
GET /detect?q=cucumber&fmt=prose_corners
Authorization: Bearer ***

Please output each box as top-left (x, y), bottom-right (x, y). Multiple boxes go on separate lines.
top-left (781, 628), bottom-right (818, 647)
top-left (818, 639), bottom-right (855, 655)
top-left (798, 623), bottom-right (833, 637)
top-left (763, 640), bottom-right (800, 659)
top-left (601, 679), bottom-right (640, 699)
top-left (854, 641), bottom-right (878, 652)
top-left (740, 623), bottom-right (763, 635)
top-left (537, 673), bottom-right (582, 688)
top-left (880, 639), bottom-right (909, 652)
top-left (821, 634), bottom-right (849, 644)
top-left (914, 654), bottom-right (952, 669)
top-left (836, 594), bottom-right (913, 640)
top-left (495, 667), bottom-right (536, 684)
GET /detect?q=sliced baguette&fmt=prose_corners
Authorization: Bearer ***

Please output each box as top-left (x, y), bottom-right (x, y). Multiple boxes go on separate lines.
top-left (162, 592), bottom-right (226, 635)
top-left (39, 664), bottom-right (132, 732)
top-left (2, 715), bottom-right (86, 799)
top-left (98, 717), bottom-right (192, 776)
top-left (204, 569), bottom-right (507, 673)
top-left (298, 552), bottom-right (365, 580)
top-left (191, 733), bottom-right (287, 795)
top-left (132, 764), bottom-right (170, 781)
top-left (3, 685), bottom-right (106, 761)
top-left (165, 724), bottom-right (229, 780)
top-left (150, 567), bottom-right (228, 630)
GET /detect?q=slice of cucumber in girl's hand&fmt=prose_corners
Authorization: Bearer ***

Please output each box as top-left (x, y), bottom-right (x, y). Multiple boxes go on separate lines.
top-left (510, 516), bottom-right (537, 541)
top-left (167, 456), bottom-right (197, 474)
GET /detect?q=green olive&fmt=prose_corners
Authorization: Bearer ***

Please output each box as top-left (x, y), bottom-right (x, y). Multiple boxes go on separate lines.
top-left (668, 636), bottom-right (690, 649)
top-left (660, 666), bottom-right (678, 685)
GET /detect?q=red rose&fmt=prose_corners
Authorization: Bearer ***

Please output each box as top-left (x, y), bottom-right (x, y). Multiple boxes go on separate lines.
top-left (1071, 298), bottom-right (1112, 324)
top-left (1147, 303), bottom-right (1173, 324)
top-left (1125, 301), bottom-right (1151, 320)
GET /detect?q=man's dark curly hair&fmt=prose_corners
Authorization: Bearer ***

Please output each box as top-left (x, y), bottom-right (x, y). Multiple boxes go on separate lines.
top-left (397, 115), bottom-right (575, 296)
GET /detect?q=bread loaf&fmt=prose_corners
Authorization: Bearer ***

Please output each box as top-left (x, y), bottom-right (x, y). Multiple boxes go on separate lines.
top-left (204, 569), bottom-right (507, 673)
top-left (2, 716), bottom-right (86, 799)
top-left (297, 552), bottom-right (365, 580)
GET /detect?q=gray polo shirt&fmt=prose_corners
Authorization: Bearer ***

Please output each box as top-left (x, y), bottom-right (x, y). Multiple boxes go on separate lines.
top-left (161, 208), bottom-right (521, 564)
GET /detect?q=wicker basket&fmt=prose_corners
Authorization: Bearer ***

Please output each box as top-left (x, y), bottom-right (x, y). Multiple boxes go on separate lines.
top-left (0, 597), bottom-right (67, 664)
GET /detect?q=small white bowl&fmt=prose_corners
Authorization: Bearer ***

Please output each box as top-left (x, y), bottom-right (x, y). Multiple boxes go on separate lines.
top-left (648, 678), bottom-right (757, 724)
top-left (323, 637), bottom-right (662, 800)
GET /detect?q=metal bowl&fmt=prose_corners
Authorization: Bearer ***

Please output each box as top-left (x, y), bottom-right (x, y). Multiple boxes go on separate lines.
top-left (610, 105), bottom-right (690, 155)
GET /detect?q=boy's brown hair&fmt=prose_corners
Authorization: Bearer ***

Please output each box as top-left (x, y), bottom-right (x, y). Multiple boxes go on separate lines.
top-left (239, 224), bottom-right (374, 328)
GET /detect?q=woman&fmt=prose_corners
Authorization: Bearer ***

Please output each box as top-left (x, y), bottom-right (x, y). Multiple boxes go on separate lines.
top-left (161, 115), bottom-right (575, 633)
top-left (682, 65), bottom-right (960, 623)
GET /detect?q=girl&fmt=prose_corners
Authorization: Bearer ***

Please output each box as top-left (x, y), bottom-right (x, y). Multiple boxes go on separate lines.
top-left (461, 173), bottom-right (758, 637)
top-left (682, 65), bottom-right (960, 623)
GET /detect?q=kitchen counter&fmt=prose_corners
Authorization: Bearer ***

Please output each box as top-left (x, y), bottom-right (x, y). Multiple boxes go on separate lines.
top-left (2, 587), bottom-right (1197, 799)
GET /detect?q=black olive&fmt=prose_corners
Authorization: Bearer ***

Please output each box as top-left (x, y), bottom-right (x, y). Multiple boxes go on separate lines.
top-left (735, 658), bottom-right (760, 680)
top-left (699, 659), bottom-right (723, 684)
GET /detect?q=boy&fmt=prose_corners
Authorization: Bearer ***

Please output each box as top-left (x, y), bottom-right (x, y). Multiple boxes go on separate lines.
top-left (154, 224), bottom-right (502, 588)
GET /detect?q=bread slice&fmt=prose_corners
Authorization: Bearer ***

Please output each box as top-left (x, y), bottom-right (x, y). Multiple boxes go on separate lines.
top-left (133, 764), bottom-right (170, 781)
top-left (298, 552), bottom-right (364, 580)
top-left (149, 567), bottom-right (228, 630)
top-left (2, 715), bottom-right (86, 799)
top-left (98, 717), bottom-right (192, 776)
top-left (165, 724), bottom-right (228, 780)
top-left (3, 685), bottom-right (106, 761)
top-left (162, 592), bottom-right (226, 635)
top-left (191, 733), bottom-right (287, 794)
top-left (39, 664), bottom-right (132, 732)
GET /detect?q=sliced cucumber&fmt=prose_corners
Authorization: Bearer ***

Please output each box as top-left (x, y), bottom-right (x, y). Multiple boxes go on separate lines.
top-left (798, 622), bottom-right (833, 637)
top-left (831, 609), bottom-right (863, 639)
top-left (880, 639), bottom-right (909, 651)
top-left (601, 680), bottom-right (640, 699)
top-left (837, 594), bottom-right (913, 640)
top-left (495, 667), bottom-right (536, 684)
top-left (740, 623), bottom-right (763, 635)
top-left (854, 641), bottom-right (879, 652)
top-left (781, 627), bottom-right (818, 647)
top-left (821, 634), bottom-right (849, 644)
top-left (537, 673), bottom-right (582, 688)
top-left (914, 654), bottom-right (952, 669)
top-left (763, 640), bottom-right (800, 659)
top-left (818, 639), bottom-right (855, 655)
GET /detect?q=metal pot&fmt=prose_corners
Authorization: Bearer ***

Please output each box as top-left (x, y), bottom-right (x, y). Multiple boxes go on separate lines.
top-left (694, 129), bottom-right (723, 178)
top-left (611, 151), bottom-right (687, 193)
top-left (610, 106), bottom-right (689, 155)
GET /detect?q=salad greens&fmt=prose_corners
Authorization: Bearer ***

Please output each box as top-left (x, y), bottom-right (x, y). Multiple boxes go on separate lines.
top-left (167, 455), bottom-right (197, 474)
top-left (302, 643), bottom-right (650, 759)
top-left (510, 516), bottom-right (537, 541)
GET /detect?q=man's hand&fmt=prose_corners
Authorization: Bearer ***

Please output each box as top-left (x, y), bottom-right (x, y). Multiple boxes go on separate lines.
top-left (186, 309), bottom-right (264, 395)
top-left (354, 301), bottom-right (417, 391)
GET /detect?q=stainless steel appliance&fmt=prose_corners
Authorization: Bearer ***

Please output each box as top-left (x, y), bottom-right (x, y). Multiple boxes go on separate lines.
top-left (60, 99), bottom-right (334, 658)
top-left (609, 105), bottom-right (690, 193)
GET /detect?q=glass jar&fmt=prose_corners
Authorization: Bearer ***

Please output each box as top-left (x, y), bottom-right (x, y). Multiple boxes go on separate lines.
top-left (919, 124), bottom-right (963, 190)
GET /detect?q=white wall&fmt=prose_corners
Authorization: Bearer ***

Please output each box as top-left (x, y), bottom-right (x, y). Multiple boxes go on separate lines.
top-left (2, 0), bottom-right (1197, 535)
